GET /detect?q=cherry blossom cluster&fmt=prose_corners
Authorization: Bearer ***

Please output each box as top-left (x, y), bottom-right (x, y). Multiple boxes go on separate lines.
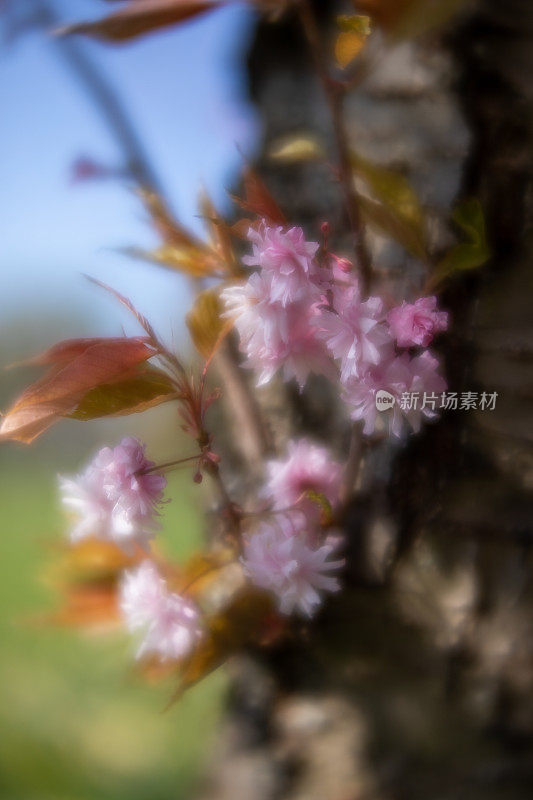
top-left (223, 222), bottom-right (449, 437)
top-left (120, 560), bottom-right (203, 660)
top-left (58, 434), bottom-right (347, 664)
top-left (60, 438), bottom-right (204, 660)
top-left (242, 438), bottom-right (344, 617)
top-left (56, 225), bottom-right (450, 663)
top-left (59, 436), bottom-right (167, 552)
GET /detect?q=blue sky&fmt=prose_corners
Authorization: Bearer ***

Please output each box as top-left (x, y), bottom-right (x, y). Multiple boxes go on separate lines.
top-left (0, 0), bottom-right (259, 348)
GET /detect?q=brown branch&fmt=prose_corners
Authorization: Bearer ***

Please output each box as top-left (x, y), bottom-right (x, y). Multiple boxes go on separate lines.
top-left (213, 338), bottom-right (272, 466)
top-left (296, 0), bottom-right (373, 294)
top-left (295, 0), bottom-right (375, 497)
top-left (342, 421), bottom-right (365, 502)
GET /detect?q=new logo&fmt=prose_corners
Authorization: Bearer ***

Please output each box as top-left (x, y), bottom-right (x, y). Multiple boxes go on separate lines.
top-left (375, 390), bottom-right (395, 412)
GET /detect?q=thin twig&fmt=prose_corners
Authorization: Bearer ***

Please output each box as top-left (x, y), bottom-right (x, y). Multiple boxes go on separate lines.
top-left (296, 0), bottom-right (373, 496)
top-left (139, 455), bottom-right (200, 475)
top-left (296, 0), bottom-right (373, 294)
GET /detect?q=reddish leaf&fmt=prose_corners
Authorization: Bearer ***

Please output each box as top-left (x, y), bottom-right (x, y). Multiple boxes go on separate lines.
top-left (12, 336), bottom-right (150, 369)
top-left (47, 585), bottom-right (121, 629)
top-left (41, 538), bottom-right (141, 630)
top-left (1, 337), bottom-right (157, 443)
top-left (58, 0), bottom-right (222, 43)
top-left (48, 538), bottom-right (139, 585)
top-left (233, 167), bottom-right (287, 226)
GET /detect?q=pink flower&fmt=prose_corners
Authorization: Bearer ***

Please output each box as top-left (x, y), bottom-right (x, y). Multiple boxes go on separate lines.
top-left (59, 437), bottom-right (167, 552)
top-left (263, 438), bottom-right (343, 519)
top-left (242, 514), bottom-right (343, 617)
top-left (222, 277), bottom-right (333, 388)
top-left (342, 350), bottom-right (447, 437)
top-left (244, 223), bottom-right (320, 306)
top-left (387, 296), bottom-right (449, 348)
top-left (317, 283), bottom-right (393, 381)
top-left (120, 561), bottom-right (203, 661)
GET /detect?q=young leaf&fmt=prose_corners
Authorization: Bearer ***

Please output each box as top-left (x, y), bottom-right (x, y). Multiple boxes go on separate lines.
top-left (268, 134), bottom-right (326, 163)
top-left (68, 365), bottom-right (177, 420)
top-left (139, 188), bottom-right (204, 250)
top-left (46, 585), bottom-right (121, 629)
top-left (232, 167), bottom-right (287, 226)
top-left (41, 539), bottom-right (140, 630)
top-left (198, 190), bottom-right (241, 276)
top-left (186, 288), bottom-right (231, 359)
top-left (351, 153), bottom-right (427, 260)
top-left (58, 0), bottom-right (221, 43)
top-left (358, 195), bottom-right (427, 260)
top-left (335, 16), bottom-right (371, 69)
top-left (170, 588), bottom-right (277, 701)
top-left (354, 0), bottom-right (467, 40)
top-left (121, 244), bottom-right (221, 278)
top-left (0, 337), bottom-right (157, 443)
top-left (126, 189), bottom-right (224, 277)
top-left (429, 198), bottom-right (490, 289)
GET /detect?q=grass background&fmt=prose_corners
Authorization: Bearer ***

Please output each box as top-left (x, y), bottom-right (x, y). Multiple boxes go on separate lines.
top-left (0, 458), bottom-right (226, 800)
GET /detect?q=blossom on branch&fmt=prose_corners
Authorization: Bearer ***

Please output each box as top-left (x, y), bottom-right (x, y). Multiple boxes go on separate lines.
top-left (242, 514), bottom-right (343, 617)
top-left (317, 282), bottom-right (393, 381)
top-left (387, 296), bottom-right (449, 348)
top-left (263, 438), bottom-right (343, 520)
top-left (59, 437), bottom-right (166, 552)
top-left (243, 223), bottom-right (320, 306)
top-left (342, 351), bottom-right (447, 437)
top-left (120, 561), bottom-right (203, 661)
top-left (222, 274), bottom-right (332, 388)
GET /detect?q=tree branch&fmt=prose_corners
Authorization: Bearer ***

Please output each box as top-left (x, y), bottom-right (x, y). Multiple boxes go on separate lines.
top-left (296, 0), bottom-right (373, 294)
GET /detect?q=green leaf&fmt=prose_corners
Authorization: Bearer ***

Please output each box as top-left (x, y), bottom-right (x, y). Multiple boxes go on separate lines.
top-left (69, 366), bottom-right (176, 420)
top-left (337, 14), bottom-right (371, 35)
top-left (429, 198), bottom-right (490, 289)
top-left (358, 195), bottom-right (427, 261)
top-left (354, 0), bottom-right (468, 41)
top-left (393, 0), bottom-right (468, 41)
top-left (351, 153), bottom-right (427, 260)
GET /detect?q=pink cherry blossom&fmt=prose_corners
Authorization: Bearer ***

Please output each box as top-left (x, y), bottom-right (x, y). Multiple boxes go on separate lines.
top-left (387, 296), bottom-right (449, 348)
top-left (317, 283), bottom-right (393, 381)
top-left (120, 561), bottom-right (203, 660)
top-left (243, 223), bottom-right (320, 306)
top-left (59, 437), bottom-right (167, 552)
top-left (263, 438), bottom-right (343, 519)
top-left (242, 514), bottom-right (343, 617)
top-left (222, 277), bottom-right (333, 388)
top-left (342, 350), bottom-right (447, 437)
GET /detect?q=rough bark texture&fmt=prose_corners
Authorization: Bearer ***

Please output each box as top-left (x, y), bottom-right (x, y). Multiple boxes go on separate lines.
top-left (196, 2), bottom-right (533, 798)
